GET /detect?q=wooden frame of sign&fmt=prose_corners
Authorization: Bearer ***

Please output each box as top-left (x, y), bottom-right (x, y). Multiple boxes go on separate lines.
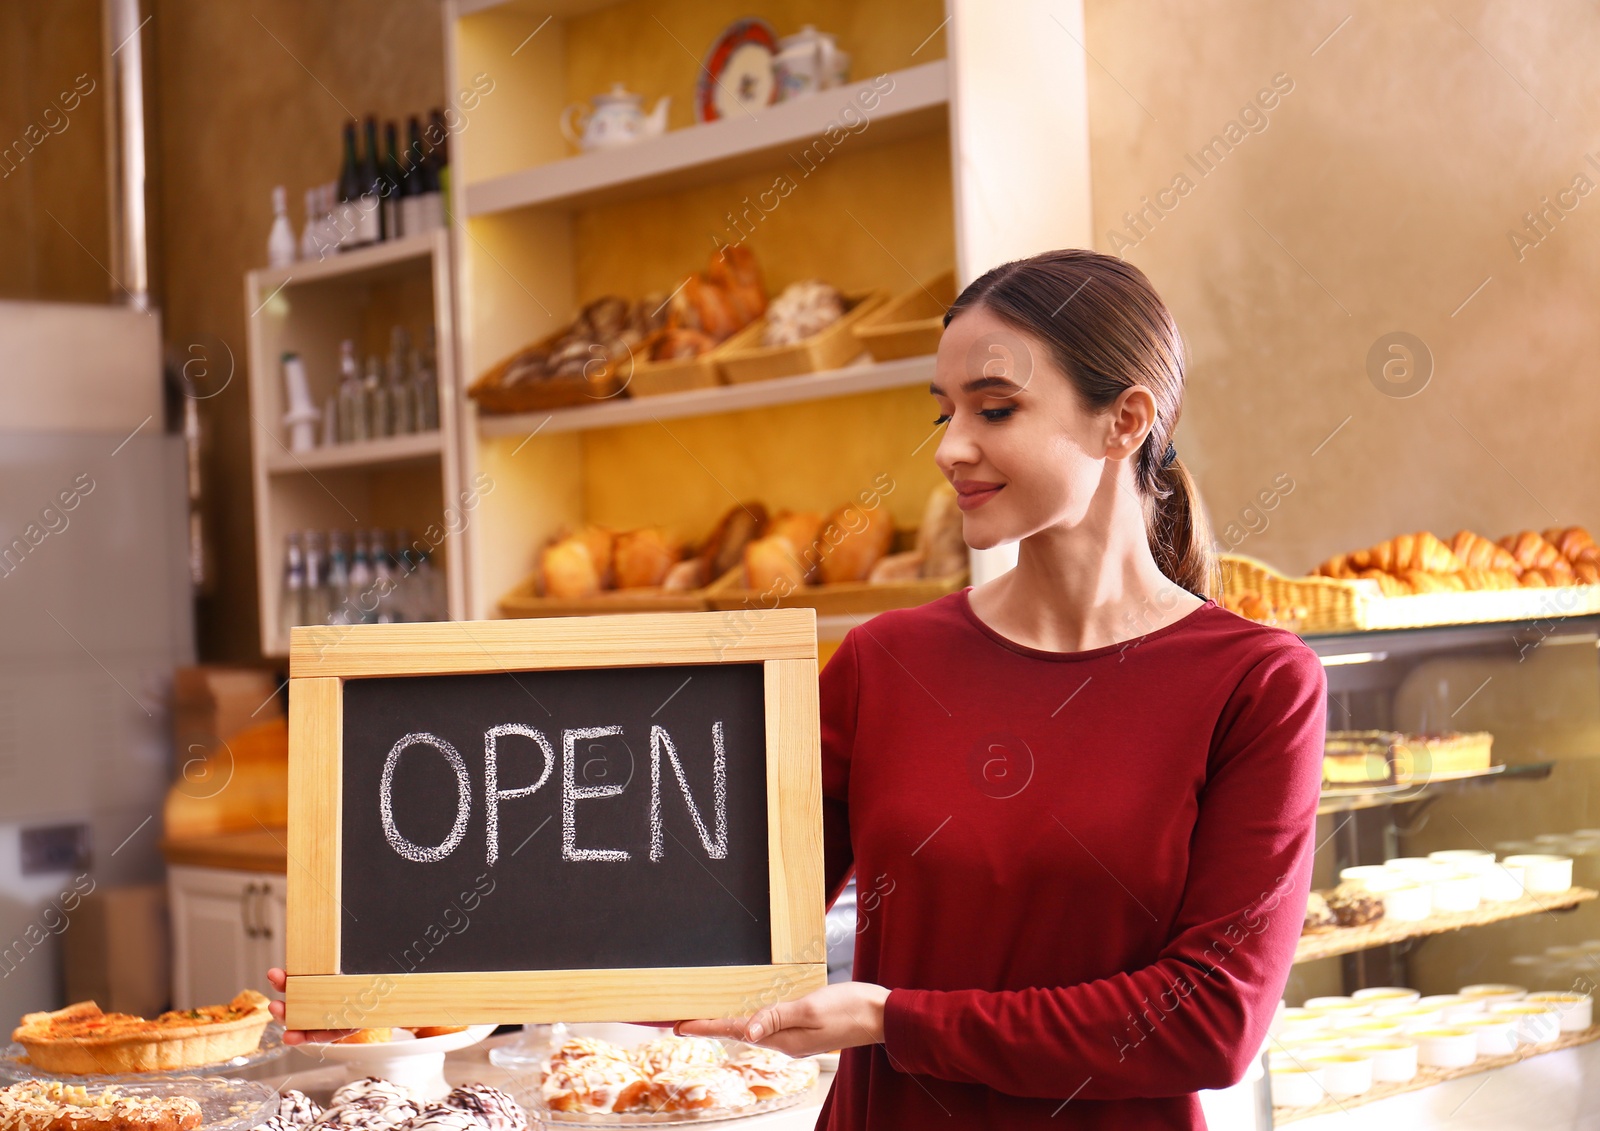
top-left (283, 608), bottom-right (827, 1029)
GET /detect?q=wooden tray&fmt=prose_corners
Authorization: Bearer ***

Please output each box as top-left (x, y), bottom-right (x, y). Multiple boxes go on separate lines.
top-left (852, 269), bottom-right (957, 360)
top-left (497, 572), bottom-right (710, 618)
top-left (704, 551), bottom-right (968, 617)
top-left (1221, 553), bottom-right (1600, 634)
top-left (717, 290), bottom-right (890, 384)
top-left (468, 327), bottom-right (629, 414)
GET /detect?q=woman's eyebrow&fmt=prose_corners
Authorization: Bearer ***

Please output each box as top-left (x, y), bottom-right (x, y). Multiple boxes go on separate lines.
top-left (928, 376), bottom-right (1024, 396)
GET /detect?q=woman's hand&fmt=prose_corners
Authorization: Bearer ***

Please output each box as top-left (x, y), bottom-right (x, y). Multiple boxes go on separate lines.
top-left (674, 982), bottom-right (890, 1058)
top-left (265, 968), bottom-right (357, 1046)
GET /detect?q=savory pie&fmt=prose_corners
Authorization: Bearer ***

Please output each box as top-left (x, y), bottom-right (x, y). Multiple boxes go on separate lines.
top-left (0, 1080), bottom-right (201, 1131)
top-left (13, 990), bottom-right (271, 1075)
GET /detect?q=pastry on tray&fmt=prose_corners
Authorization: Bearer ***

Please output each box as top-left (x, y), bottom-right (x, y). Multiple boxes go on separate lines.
top-left (0, 1081), bottom-right (202, 1131)
top-left (1326, 887), bottom-right (1385, 927)
top-left (727, 1046), bottom-right (820, 1098)
top-left (539, 1034), bottom-right (814, 1116)
top-left (642, 1066), bottom-right (756, 1113)
top-left (540, 1056), bottom-right (649, 1115)
top-left (12, 991), bottom-right (271, 1075)
top-left (1302, 891), bottom-right (1337, 934)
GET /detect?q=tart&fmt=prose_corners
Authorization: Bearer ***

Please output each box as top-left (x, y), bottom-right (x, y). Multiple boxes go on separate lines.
top-left (13, 991), bottom-right (272, 1075)
top-left (0, 1081), bottom-right (202, 1131)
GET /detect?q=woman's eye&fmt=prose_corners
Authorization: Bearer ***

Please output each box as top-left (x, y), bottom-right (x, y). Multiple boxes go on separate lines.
top-left (980, 407), bottom-right (1015, 421)
top-left (932, 413), bottom-right (951, 425)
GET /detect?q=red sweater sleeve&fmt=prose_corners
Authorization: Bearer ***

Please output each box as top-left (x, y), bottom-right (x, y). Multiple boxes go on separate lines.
top-left (880, 642), bottom-right (1326, 1099)
top-left (819, 630), bottom-right (861, 908)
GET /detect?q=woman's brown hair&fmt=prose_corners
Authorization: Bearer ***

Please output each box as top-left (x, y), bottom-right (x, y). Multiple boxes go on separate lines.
top-left (943, 249), bottom-right (1218, 597)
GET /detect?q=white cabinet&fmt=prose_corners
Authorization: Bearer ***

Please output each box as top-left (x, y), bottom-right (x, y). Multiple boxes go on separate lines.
top-left (168, 866), bottom-right (286, 1010)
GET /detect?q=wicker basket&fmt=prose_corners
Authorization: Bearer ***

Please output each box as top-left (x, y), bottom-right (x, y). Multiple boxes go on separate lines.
top-left (1220, 553), bottom-right (1600, 634)
top-left (468, 329), bottom-right (629, 414)
top-left (717, 290), bottom-right (890, 384)
top-left (852, 269), bottom-right (957, 360)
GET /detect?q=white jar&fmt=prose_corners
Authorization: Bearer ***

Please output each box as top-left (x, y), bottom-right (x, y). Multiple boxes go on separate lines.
top-left (1305, 1051), bottom-right (1374, 1097)
top-left (1432, 871), bottom-right (1482, 913)
top-left (1488, 1002), bottom-right (1563, 1046)
top-left (1352, 987), bottom-right (1421, 1006)
top-left (1481, 862), bottom-right (1526, 902)
top-left (1460, 984), bottom-right (1527, 1007)
top-left (1412, 1027), bottom-right (1479, 1067)
top-left (1417, 994), bottom-right (1485, 1023)
top-left (1429, 849), bottom-right (1496, 873)
top-left (1455, 1015), bottom-right (1519, 1056)
top-left (1503, 854), bottom-right (1573, 893)
top-left (1346, 1038), bottom-right (1418, 1082)
top-left (1275, 1006), bottom-right (1327, 1032)
top-left (1340, 864), bottom-right (1393, 888)
top-left (1523, 991), bottom-right (1592, 1031)
top-left (1270, 1063), bottom-right (1327, 1108)
top-left (1304, 996), bottom-right (1372, 1018)
top-left (1381, 882), bottom-right (1433, 921)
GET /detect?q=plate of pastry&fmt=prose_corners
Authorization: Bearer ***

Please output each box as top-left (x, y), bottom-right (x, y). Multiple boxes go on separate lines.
top-left (291, 1027), bottom-right (498, 1101)
top-left (0, 1075), bottom-right (278, 1131)
top-left (264, 1077), bottom-right (531, 1131)
top-left (2, 993), bottom-right (285, 1081)
top-left (530, 1034), bottom-right (821, 1125)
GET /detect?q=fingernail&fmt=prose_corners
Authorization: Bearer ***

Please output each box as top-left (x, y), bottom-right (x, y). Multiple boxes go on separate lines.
top-left (748, 1025), bottom-right (762, 1040)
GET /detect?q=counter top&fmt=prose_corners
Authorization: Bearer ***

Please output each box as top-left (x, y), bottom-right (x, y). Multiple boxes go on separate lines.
top-left (161, 828), bottom-right (288, 873)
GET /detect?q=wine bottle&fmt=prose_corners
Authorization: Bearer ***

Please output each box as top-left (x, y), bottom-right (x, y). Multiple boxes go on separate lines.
top-left (356, 116), bottom-right (382, 246)
top-left (267, 185), bottom-right (295, 267)
top-left (424, 108), bottom-right (449, 231)
top-left (401, 116), bottom-right (427, 238)
top-left (337, 121), bottom-right (365, 250)
top-left (381, 120), bottom-right (404, 241)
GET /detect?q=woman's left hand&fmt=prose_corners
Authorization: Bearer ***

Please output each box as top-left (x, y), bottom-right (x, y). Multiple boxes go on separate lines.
top-left (674, 982), bottom-right (890, 1058)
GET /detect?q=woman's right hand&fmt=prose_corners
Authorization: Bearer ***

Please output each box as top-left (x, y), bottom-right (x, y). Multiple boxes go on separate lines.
top-left (266, 968), bottom-right (357, 1045)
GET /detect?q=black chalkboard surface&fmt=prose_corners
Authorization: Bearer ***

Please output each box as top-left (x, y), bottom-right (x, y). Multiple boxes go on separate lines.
top-left (339, 662), bottom-right (771, 975)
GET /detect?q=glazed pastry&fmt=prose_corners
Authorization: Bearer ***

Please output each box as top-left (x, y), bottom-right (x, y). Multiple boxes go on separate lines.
top-left (1316, 531), bottom-right (1462, 577)
top-left (632, 1035), bottom-right (727, 1077)
top-left (1518, 566), bottom-right (1572, 588)
top-left (0, 1082), bottom-right (204, 1131)
top-left (1457, 567), bottom-right (1520, 591)
top-left (868, 550), bottom-right (924, 583)
top-left (314, 1101), bottom-right (418, 1131)
top-left (1355, 568), bottom-right (1411, 597)
top-left (761, 281), bottom-right (845, 347)
top-left (540, 539), bottom-right (601, 599)
top-left (544, 1036), bottom-right (634, 1070)
top-left (1542, 526), bottom-right (1599, 565)
top-left (258, 1118), bottom-right (296, 1131)
top-left (329, 1079), bottom-right (414, 1110)
top-left (916, 482), bottom-right (966, 579)
top-left (1497, 530), bottom-right (1571, 575)
top-left (440, 1086), bottom-right (526, 1131)
top-left (1326, 887), bottom-right (1385, 927)
top-left (1303, 891), bottom-right (1337, 933)
top-left (727, 1046), bottom-right (820, 1098)
top-left (661, 558), bottom-right (709, 591)
top-left (276, 1091), bottom-right (322, 1127)
top-left (612, 527), bottom-right (684, 589)
top-left (1575, 560), bottom-right (1600, 584)
top-left (643, 1066), bottom-right (755, 1113)
top-left (393, 1107), bottom-right (480, 1131)
top-left (540, 1055), bottom-right (649, 1114)
top-left (1449, 530), bottom-right (1521, 573)
top-left (817, 504), bottom-right (894, 584)
top-left (698, 502), bottom-right (770, 581)
top-left (1397, 569), bottom-right (1465, 594)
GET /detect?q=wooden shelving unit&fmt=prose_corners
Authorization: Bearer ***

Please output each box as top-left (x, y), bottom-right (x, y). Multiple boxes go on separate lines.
top-left (1273, 1024), bottom-right (1600, 1124)
top-left (1294, 888), bottom-right (1598, 964)
top-left (443, 0), bottom-right (1093, 619)
top-left (245, 228), bottom-right (464, 657)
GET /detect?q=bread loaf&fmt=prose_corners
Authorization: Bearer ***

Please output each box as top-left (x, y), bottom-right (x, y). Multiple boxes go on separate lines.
top-left (817, 503), bottom-right (894, 584)
top-left (612, 527), bottom-right (684, 588)
top-left (698, 502), bottom-right (769, 581)
top-left (916, 482), bottom-right (966, 578)
top-left (743, 535), bottom-right (806, 593)
top-left (767, 512), bottom-right (825, 582)
top-left (868, 550), bottom-right (925, 583)
top-left (541, 539), bottom-right (601, 599)
top-left (661, 558), bottom-right (708, 591)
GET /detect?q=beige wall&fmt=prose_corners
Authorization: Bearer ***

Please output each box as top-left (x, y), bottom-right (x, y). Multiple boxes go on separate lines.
top-left (1084, 0), bottom-right (1600, 574)
top-left (149, 0), bottom-right (444, 660)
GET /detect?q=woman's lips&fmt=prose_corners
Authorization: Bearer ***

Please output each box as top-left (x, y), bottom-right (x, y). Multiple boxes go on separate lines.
top-left (954, 482), bottom-right (1004, 511)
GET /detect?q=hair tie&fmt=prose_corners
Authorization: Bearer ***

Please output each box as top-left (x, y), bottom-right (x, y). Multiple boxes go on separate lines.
top-left (1160, 441), bottom-right (1178, 470)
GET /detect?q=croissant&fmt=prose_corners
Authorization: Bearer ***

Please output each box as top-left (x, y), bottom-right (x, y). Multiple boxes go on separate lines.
top-left (1542, 526), bottom-right (1600, 566)
top-left (1574, 561), bottom-right (1600, 585)
top-left (1498, 531), bottom-right (1569, 574)
top-left (1518, 567), bottom-right (1567, 588)
top-left (1368, 532), bottom-right (1463, 573)
top-left (1449, 531), bottom-right (1521, 573)
top-left (1399, 569), bottom-right (1466, 594)
top-left (1356, 568), bottom-right (1411, 597)
top-left (1457, 567), bottom-right (1520, 591)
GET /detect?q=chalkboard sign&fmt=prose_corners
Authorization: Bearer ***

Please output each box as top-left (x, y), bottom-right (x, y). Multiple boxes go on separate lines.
top-left (284, 610), bottom-right (826, 1029)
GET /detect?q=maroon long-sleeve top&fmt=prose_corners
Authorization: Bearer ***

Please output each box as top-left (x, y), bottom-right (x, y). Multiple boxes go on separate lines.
top-left (815, 588), bottom-right (1327, 1129)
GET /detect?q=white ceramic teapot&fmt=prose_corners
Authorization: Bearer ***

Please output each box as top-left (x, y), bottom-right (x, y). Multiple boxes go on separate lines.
top-left (774, 25), bottom-right (848, 100)
top-left (560, 84), bottom-right (670, 151)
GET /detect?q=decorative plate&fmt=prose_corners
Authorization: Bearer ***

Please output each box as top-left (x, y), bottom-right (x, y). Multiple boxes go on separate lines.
top-left (0, 1024), bottom-right (288, 1083)
top-left (0, 1076), bottom-right (278, 1131)
top-left (696, 18), bottom-right (779, 122)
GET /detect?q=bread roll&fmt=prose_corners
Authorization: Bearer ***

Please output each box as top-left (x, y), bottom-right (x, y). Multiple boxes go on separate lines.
top-left (768, 511), bottom-right (825, 582)
top-left (572, 525), bottom-right (615, 587)
top-left (612, 527), bottom-right (684, 588)
top-left (818, 503), bottom-right (894, 584)
top-left (661, 558), bottom-right (708, 591)
top-left (868, 550), bottom-right (925, 583)
top-left (744, 535), bottom-right (805, 593)
top-left (542, 539), bottom-right (601, 599)
top-left (916, 482), bottom-right (966, 578)
top-left (698, 502), bottom-right (770, 581)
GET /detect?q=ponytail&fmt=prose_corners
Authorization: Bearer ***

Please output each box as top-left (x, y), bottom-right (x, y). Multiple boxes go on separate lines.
top-left (947, 249), bottom-right (1216, 597)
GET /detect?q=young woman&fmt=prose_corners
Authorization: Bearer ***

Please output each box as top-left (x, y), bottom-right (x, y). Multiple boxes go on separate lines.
top-left (270, 249), bottom-right (1325, 1129)
top-left (678, 249), bottom-right (1327, 1128)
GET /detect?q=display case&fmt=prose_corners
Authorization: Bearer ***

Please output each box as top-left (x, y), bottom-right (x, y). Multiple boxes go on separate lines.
top-left (1271, 614), bottom-right (1600, 1124)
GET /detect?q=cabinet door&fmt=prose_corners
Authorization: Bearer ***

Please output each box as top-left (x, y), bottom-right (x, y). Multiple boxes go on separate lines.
top-left (168, 867), bottom-right (284, 1009)
top-left (253, 876), bottom-right (288, 995)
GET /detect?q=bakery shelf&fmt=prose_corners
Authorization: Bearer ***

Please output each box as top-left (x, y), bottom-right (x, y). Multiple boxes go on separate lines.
top-left (1294, 887), bottom-right (1597, 964)
top-left (1316, 762), bottom-right (1552, 814)
top-left (249, 232), bottom-right (438, 293)
top-left (263, 430), bottom-right (443, 474)
top-left (475, 352), bottom-right (935, 437)
top-left (464, 61), bottom-right (949, 215)
top-left (1272, 1023), bottom-right (1600, 1123)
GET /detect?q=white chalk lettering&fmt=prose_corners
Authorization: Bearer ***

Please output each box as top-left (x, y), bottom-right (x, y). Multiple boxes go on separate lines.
top-left (380, 732), bottom-right (471, 863)
top-left (484, 723), bottom-right (555, 865)
top-left (649, 721), bottom-right (728, 861)
top-left (562, 726), bottom-right (629, 862)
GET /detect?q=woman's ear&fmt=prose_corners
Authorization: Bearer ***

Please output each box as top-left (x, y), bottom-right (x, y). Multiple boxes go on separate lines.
top-left (1104, 385), bottom-right (1157, 462)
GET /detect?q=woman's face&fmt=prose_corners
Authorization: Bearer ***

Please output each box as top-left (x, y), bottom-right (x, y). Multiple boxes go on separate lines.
top-left (931, 305), bottom-right (1138, 550)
